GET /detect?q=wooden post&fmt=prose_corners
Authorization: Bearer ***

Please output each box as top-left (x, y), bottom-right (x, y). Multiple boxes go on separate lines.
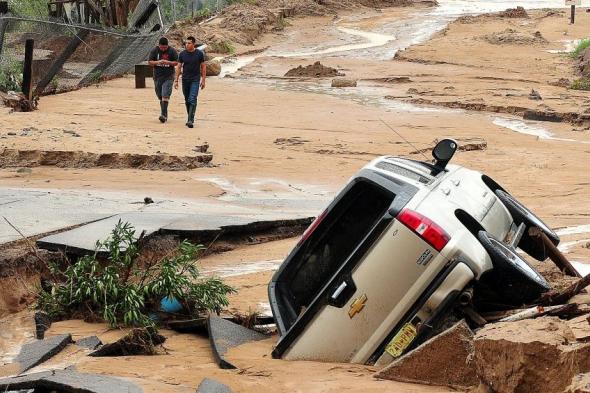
top-left (22, 39), bottom-right (34, 101)
top-left (528, 227), bottom-right (581, 277)
top-left (571, 5), bottom-right (575, 24)
top-left (0, 14), bottom-right (8, 58)
top-left (135, 64), bottom-right (146, 88)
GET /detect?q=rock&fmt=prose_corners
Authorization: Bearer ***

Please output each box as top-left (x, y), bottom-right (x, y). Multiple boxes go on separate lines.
top-left (529, 89), bottom-right (542, 100)
top-left (206, 59), bottom-right (221, 76)
top-left (568, 315), bottom-right (590, 342)
top-left (523, 109), bottom-right (563, 122)
top-left (89, 328), bottom-right (165, 357)
top-left (549, 78), bottom-right (570, 87)
top-left (566, 373), bottom-right (590, 393)
top-left (16, 167), bottom-right (33, 174)
top-left (284, 61), bottom-right (343, 78)
top-left (34, 311), bottom-right (51, 339)
top-left (15, 334), bottom-right (72, 372)
top-left (76, 336), bottom-right (103, 350)
top-left (143, 196), bottom-right (154, 204)
top-left (331, 78), bottom-right (357, 88)
top-left (0, 370), bottom-right (142, 393)
top-left (375, 320), bottom-right (477, 389)
top-left (407, 88), bottom-right (419, 95)
top-left (474, 317), bottom-right (590, 393)
top-left (196, 378), bottom-right (234, 393)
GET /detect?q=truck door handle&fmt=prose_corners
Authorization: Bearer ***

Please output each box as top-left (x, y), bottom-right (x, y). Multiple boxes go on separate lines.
top-left (328, 275), bottom-right (357, 308)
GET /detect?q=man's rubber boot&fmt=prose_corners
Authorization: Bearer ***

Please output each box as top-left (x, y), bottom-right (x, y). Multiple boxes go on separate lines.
top-left (159, 100), bottom-right (169, 123)
top-left (187, 104), bottom-right (196, 128)
top-left (185, 102), bottom-right (190, 127)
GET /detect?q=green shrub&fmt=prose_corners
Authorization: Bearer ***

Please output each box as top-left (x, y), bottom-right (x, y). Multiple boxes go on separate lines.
top-left (210, 40), bottom-right (235, 54)
top-left (38, 221), bottom-right (236, 327)
top-left (570, 38), bottom-right (590, 58)
top-left (0, 56), bottom-right (22, 92)
top-left (570, 77), bottom-right (590, 90)
top-left (8, 0), bottom-right (47, 17)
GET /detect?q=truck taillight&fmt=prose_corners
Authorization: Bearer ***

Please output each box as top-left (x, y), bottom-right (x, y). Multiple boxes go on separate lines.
top-left (397, 209), bottom-right (450, 252)
top-left (297, 210), bottom-right (327, 246)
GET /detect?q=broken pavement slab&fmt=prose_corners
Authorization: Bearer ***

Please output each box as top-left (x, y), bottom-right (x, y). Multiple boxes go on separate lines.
top-left (196, 378), bottom-right (234, 393)
top-left (15, 334), bottom-right (72, 373)
top-left (36, 212), bottom-right (185, 254)
top-left (0, 370), bottom-right (142, 393)
top-left (374, 320), bottom-right (477, 389)
top-left (207, 316), bottom-right (267, 369)
top-left (36, 212), bottom-right (313, 254)
top-left (75, 336), bottom-right (103, 350)
top-left (474, 316), bottom-right (590, 393)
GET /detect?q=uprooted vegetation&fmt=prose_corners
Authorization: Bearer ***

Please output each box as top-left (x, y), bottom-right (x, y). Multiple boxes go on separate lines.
top-left (38, 221), bottom-right (236, 328)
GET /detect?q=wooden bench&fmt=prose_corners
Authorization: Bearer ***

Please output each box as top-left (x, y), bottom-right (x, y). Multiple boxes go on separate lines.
top-left (134, 62), bottom-right (153, 89)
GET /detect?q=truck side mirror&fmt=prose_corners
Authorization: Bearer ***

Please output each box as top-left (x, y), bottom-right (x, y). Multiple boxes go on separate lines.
top-left (432, 139), bottom-right (457, 170)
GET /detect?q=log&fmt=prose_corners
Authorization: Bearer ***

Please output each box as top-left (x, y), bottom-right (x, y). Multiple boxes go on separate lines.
top-left (539, 274), bottom-right (590, 305)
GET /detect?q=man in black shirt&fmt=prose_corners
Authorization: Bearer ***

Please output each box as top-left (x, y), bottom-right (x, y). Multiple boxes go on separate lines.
top-left (148, 37), bottom-right (178, 123)
top-left (174, 36), bottom-right (206, 128)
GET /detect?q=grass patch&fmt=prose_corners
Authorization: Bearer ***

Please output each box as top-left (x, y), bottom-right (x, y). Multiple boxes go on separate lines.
top-left (570, 77), bottom-right (590, 90)
top-left (0, 55), bottom-right (22, 92)
top-left (38, 221), bottom-right (236, 328)
top-left (210, 40), bottom-right (235, 54)
top-left (570, 38), bottom-right (590, 58)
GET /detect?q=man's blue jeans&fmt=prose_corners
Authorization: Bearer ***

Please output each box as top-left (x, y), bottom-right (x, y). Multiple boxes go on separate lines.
top-left (182, 79), bottom-right (200, 106)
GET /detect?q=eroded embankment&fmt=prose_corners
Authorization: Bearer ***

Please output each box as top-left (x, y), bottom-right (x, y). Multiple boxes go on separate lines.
top-left (0, 148), bottom-right (213, 171)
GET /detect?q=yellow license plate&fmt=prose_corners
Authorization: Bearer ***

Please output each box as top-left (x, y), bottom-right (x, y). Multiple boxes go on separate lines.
top-left (385, 322), bottom-right (417, 358)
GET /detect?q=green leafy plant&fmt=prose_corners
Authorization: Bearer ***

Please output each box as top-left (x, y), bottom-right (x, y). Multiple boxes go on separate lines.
top-left (0, 56), bottom-right (23, 92)
top-left (210, 40), bottom-right (235, 54)
top-left (570, 77), bottom-right (590, 91)
top-left (570, 38), bottom-right (590, 58)
top-left (38, 221), bottom-right (235, 328)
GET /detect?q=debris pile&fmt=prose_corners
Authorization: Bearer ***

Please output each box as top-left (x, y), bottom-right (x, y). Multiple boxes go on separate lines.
top-left (0, 91), bottom-right (38, 112)
top-left (285, 61), bottom-right (343, 78)
top-left (497, 6), bottom-right (529, 18)
top-left (482, 29), bottom-right (547, 46)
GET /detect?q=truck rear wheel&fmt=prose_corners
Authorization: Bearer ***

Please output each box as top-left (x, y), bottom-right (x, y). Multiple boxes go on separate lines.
top-left (477, 230), bottom-right (550, 305)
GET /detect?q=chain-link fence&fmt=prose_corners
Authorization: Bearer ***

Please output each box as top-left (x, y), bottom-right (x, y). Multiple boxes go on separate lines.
top-left (0, 0), bottom-right (234, 97)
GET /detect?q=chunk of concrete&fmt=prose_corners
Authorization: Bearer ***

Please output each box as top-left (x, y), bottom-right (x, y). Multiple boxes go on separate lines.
top-left (0, 370), bottom-right (142, 393)
top-left (89, 328), bottom-right (165, 357)
top-left (474, 317), bottom-right (590, 393)
top-left (15, 334), bottom-right (72, 372)
top-left (196, 378), bottom-right (234, 393)
top-left (374, 320), bottom-right (477, 389)
top-left (331, 78), bottom-right (357, 88)
top-left (76, 336), bottom-right (102, 350)
top-left (568, 315), bottom-right (590, 342)
top-left (207, 316), bottom-right (267, 369)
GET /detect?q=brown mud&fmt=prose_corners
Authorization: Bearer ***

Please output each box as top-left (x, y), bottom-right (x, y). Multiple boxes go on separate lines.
top-left (0, 148), bottom-right (212, 171)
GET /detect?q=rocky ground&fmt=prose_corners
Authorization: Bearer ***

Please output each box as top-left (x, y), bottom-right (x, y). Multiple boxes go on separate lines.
top-left (1, 0), bottom-right (590, 392)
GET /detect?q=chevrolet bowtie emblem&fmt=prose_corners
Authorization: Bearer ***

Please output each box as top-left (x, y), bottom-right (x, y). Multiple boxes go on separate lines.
top-left (348, 294), bottom-right (368, 319)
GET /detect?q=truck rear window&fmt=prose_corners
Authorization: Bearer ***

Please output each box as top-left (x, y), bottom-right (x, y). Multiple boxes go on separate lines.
top-left (285, 180), bottom-right (395, 316)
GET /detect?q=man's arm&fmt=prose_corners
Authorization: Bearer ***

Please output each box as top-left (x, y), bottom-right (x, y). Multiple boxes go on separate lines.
top-left (147, 48), bottom-right (161, 66)
top-left (200, 54), bottom-right (207, 89)
top-left (174, 63), bottom-right (182, 89)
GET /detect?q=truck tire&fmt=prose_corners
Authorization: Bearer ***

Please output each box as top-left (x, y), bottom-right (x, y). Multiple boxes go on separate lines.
top-left (495, 189), bottom-right (560, 261)
top-left (477, 230), bottom-right (550, 305)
